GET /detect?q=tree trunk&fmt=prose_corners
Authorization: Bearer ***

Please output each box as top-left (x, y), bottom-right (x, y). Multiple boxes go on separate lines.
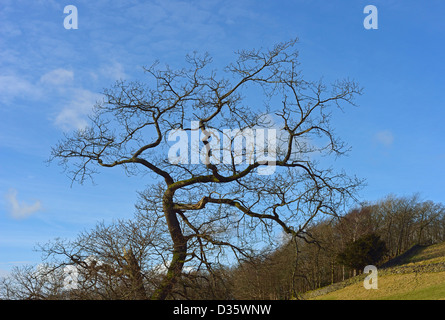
top-left (123, 248), bottom-right (148, 300)
top-left (151, 189), bottom-right (187, 300)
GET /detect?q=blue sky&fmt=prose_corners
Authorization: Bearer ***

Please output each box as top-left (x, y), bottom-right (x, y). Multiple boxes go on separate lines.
top-left (1, 0), bottom-right (445, 274)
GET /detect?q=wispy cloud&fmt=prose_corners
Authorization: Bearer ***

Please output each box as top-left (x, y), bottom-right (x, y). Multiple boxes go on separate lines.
top-left (98, 61), bottom-right (127, 81)
top-left (5, 189), bottom-right (42, 219)
top-left (0, 67), bottom-right (102, 132)
top-left (54, 88), bottom-right (102, 131)
top-left (39, 68), bottom-right (74, 86)
top-left (374, 130), bottom-right (394, 147)
top-left (0, 67), bottom-right (74, 105)
top-left (0, 74), bottom-right (42, 104)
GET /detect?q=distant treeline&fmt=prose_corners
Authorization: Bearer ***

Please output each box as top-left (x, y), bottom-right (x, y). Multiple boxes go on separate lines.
top-left (1, 194), bottom-right (444, 300)
top-left (225, 193), bottom-right (445, 299)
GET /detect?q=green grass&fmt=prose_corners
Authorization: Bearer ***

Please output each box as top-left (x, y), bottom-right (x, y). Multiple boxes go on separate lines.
top-left (382, 282), bottom-right (445, 300)
top-left (312, 271), bottom-right (445, 300)
top-left (308, 242), bottom-right (445, 300)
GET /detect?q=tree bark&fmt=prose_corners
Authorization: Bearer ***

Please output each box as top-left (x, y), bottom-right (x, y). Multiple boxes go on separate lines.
top-left (151, 188), bottom-right (187, 300)
top-left (122, 248), bottom-right (148, 300)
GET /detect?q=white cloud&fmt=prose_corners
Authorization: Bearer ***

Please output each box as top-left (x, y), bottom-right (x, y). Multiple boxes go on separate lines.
top-left (0, 69), bottom-right (102, 132)
top-left (54, 89), bottom-right (102, 131)
top-left (0, 68), bottom-right (74, 105)
top-left (39, 68), bottom-right (74, 86)
top-left (99, 61), bottom-right (127, 81)
top-left (5, 188), bottom-right (42, 219)
top-left (0, 269), bottom-right (10, 278)
top-left (0, 68), bottom-right (73, 105)
top-left (375, 130), bottom-right (394, 147)
top-left (0, 75), bottom-right (42, 104)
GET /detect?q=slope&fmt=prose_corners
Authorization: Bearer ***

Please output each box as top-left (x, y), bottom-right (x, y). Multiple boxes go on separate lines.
top-left (305, 241), bottom-right (445, 300)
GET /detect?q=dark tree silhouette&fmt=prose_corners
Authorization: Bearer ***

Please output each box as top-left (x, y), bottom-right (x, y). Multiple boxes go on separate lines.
top-left (337, 233), bottom-right (388, 272)
top-left (50, 39), bottom-right (363, 299)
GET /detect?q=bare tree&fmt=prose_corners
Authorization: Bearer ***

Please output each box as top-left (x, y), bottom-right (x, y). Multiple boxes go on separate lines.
top-left (34, 211), bottom-right (168, 300)
top-left (50, 39), bottom-right (363, 299)
top-left (0, 265), bottom-right (66, 300)
top-left (414, 200), bottom-right (444, 245)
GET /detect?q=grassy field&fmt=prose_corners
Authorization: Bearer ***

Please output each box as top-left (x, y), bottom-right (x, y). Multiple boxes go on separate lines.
top-left (308, 242), bottom-right (445, 300)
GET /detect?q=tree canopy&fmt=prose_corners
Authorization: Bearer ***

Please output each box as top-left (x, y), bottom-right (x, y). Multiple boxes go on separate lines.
top-left (337, 233), bottom-right (388, 271)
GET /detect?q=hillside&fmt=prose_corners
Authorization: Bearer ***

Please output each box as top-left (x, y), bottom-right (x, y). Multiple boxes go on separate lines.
top-left (304, 242), bottom-right (445, 300)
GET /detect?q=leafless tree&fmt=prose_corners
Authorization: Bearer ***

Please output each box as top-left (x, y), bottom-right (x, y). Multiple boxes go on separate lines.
top-left (34, 211), bottom-right (167, 300)
top-left (0, 264), bottom-right (66, 300)
top-left (0, 214), bottom-right (163, 300)
top-left (50, 39), bottom-right (363, 299)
